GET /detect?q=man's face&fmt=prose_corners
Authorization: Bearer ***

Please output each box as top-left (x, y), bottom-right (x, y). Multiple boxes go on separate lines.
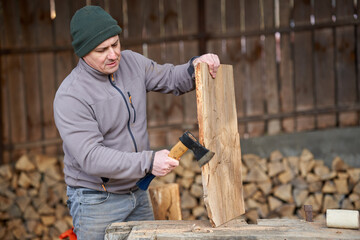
top-left (83, 35), bottom-right (121, 75)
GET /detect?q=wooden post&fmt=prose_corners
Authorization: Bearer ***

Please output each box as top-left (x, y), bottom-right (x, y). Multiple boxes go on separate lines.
top-left (149, 183), bottom-right (182, 220)
top-left (195, 63), bottom-right (245, 227)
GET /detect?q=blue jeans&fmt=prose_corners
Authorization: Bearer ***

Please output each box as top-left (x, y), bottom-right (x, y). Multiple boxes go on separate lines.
top-left (66, 186), bottom-right (154, 240)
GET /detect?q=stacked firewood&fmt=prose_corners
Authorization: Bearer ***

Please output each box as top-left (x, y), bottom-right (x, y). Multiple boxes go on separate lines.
top-left (0, 154), bottom-right (71, 240)
top-left (241, 149), bottom-right (360, 223)
top-left (155, 149), bottom-right (360, 223)
top-left (0, 149), bottom-right (359, 239)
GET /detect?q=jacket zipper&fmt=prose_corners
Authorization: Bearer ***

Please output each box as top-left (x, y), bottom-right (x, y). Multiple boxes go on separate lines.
top-left (108, 74), bottom-right (138, 152)
top-left (127, 92), bottom-right (136, 123)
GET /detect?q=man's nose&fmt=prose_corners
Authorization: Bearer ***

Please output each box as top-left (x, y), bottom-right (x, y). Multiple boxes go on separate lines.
top-left (108, 48), bottom-right (117, 59)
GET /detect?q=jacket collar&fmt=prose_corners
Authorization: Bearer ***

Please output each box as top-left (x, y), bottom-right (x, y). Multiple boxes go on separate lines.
top-left (78, 58), bottom-right (109, 80)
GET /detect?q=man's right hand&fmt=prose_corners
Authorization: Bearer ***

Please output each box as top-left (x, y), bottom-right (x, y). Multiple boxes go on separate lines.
top-left (151, 149), bottom-right (179, 176)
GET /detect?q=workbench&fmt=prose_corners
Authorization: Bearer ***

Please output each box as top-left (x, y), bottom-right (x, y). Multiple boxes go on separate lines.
top-left (105, 218), bottom-right (360, 240)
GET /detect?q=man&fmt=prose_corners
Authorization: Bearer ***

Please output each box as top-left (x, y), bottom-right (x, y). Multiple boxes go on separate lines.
top-left (54, 5), bottom-right (220, 240)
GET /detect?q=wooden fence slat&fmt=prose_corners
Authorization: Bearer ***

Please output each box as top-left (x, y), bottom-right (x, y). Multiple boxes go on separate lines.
top-left (263, 0), bottom-right (280, 135)
top-left (293, 0), bottom-right (311, 27)
top-left (263, 0), bottom-right (275, 30)
top-left (336, 26), bottom-right (358, 126)
top-left (181, 0), bottom-right (198, 36)
top-left (163, 1), bottom-right (184, 146)
top-left (244, 0), bottom-right (264, 137)
top-left (293, 0), bottom-right (315, 132)
top-left (279, 33), bottom-right (294, 132)
top-left (1, 55), bottom-right (11, 163)
top-left (36, 0), bottom-right (57, 154)
top-left (279, 0), bottom-right (291, 28)
top-left (224, 0), bottom-right (244, 135)
top-left (0, 0), bottom-right (10, 163)
top-left (294, 31), bottom-right (315, 131)
top-left (358, 26), bottom-right (360, 123)
top-left (336, 0), bottom-right (355, 22)
top-left (54, 0), bottom-right (74, 88)
top-left (19, 0), bottom-right (43, 154)
top-left (3, 0), bottom-right (27, 161)
top-left (205, 0), bottom-right (222, 34)
top-left (226, 0), bottom-right (241, 32)
top-left (183, 41), bottom-right (199, 126)
top-left (144, 0), bottom-right (167, 148)
top-left (314, 28), bottom-right (336, 129)
top-left (335, 0), bottom-right (358, 126)
top-left (264, 35), bottom-right (280, 134)
top-left (314, 0), bottom-right (336, 129)
top-left (108, 0), bottom-right (123, 29)
top-left (314, 0), bottom-right (333, 24)
top-left (127, 0), bottom-right (144, 39)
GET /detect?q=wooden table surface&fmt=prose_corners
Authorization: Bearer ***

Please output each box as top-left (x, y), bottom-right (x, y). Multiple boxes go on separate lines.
top-left (105, 218), bottom-right (360, 240)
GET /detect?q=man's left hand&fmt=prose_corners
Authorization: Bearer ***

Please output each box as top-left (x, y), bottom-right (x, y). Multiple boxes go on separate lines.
top-left (193, 53), bottom-right (220, 79)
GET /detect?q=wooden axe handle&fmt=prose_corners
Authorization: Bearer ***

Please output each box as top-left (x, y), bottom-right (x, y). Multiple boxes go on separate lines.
top-left (168, 141), bottom-right (188, 160)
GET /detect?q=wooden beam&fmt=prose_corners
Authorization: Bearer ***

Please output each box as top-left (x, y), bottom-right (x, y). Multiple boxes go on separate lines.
top-left (195, 63), bottom-right (245, 227)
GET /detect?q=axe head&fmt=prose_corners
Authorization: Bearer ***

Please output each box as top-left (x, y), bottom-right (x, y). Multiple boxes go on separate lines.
top-left (179, 131), bottom-right (215, 167)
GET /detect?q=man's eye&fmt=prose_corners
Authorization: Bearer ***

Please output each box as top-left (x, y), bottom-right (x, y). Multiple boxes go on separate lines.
top-left (96, 49), bottom-right (105, 52)
top-left (112, 42), bottom-right (118, 47)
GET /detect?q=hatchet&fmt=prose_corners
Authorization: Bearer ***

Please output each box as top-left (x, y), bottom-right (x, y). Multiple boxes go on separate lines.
top-left (136, 131), bottom-right (215, 190)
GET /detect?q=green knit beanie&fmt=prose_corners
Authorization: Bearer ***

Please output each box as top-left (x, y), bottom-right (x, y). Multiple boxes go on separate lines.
top-left (70, 6), bottom-right (122, 58)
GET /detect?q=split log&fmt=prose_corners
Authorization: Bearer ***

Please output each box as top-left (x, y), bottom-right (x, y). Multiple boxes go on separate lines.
top-left (195, 63), bottom-right (245, 227)
top-left (149, 183), bottom-right (182, 220)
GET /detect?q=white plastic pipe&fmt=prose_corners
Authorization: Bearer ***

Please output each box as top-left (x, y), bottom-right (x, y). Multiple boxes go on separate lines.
top-left (326, 209), bottom-right (359, 230)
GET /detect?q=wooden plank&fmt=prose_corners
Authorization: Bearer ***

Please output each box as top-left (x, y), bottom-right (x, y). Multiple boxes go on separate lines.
top-left (2, 0), bottom-right (27, 161)
top-left (335, 1), bottom-right (358, 126)
top-left (293, 0), bottom-right (311, 27)
top-left (336, 0), bottom-right (355, 22)
top-left (226, 0), bottom-right (241, 33)
top-left (263, 0), bottom-right (280, 135)
top-left (20, 0), bottom-right (43, 154)
top-left (314, 0), bottom-right (336, 129)
top-left (1, 0), bottom-right (11, 163)
top-left (181, 1), bottom-right (199, 127)
top-left (314, 0), bottom-right (333, 24)
top-left (205, 0), bottom-right (222, 34)
top-left (244, 0), bottom-right (264, 137)
top-left (183, 41), bottom-right (199, 126)
top-left (127, 0), bottom-right (145, 39)
top-left (108, 0), bottom-right (123, 30)
top-left (224, 37), bottom-right (245, 136)
top-left (0, 55), bottom-right (10, 163)
top-left (106, 219), bottom-right (360, 240)
top-left (224, 0), bottom-right (244, 134)
top-left (195, 63), bottom-right (245, 227)
top-left (181, 0), bottom-right (198, 36)
top-left (279, 33), bottom-right (294, 132)
top-left (143, 0), bottom-right (167, 148)
top-left (163, 0), bottom-right (185, 145)
top-left (36, 0), bottom-right (57, 155)
top-left (336, 26), bottom-right (358, 126)
top-left (293, 0), bottom-right (315, 132)
top-left (278, 0), bottom-right (294, 133)
top-left (279, 0), bottom-right (291, 28)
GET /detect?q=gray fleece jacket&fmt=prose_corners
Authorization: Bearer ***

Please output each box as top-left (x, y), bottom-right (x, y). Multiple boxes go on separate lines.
top-left (54, 50), bottom-right (195, 193)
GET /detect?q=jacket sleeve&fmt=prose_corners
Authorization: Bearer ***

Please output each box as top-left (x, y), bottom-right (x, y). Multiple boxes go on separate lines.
top-left (129, 51), bottom-right (196, 95)
top-left (53, 92), bottom-right (154, 180)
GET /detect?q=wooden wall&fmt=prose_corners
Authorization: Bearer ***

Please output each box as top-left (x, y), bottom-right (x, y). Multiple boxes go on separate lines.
top-left (1, 0), bottom-right (359, 163)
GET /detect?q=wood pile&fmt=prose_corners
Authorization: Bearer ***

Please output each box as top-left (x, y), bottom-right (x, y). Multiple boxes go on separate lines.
top-left (1, 149), bottom-right (359, 239)
top-left (0, 154), bottom-right (71, 240)
top-left (241, 149), bottom-right (360, 223)
top-left (154, 149), bottom-right (360, 223)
